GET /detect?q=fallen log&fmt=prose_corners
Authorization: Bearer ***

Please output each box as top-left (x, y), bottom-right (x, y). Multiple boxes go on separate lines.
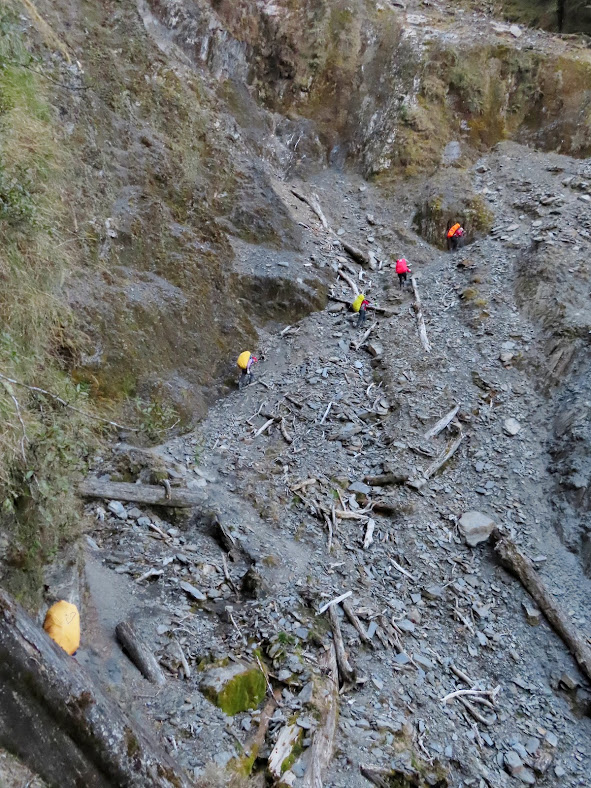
top-left (301, 645), bottom-right (339, 788)
top-left (423, 404), bottom-right (460, 441)
top-left (291, 188), bottom-right (330, 230)
top-left (410, 275), bottom-right (432, 354)
top-left (0, 590), bottom-right (193, 788)
top-left (340, 239), bottom-right (370, 267)
top-left (115, 621), bottom-right (166, 686)
top-left (338, 268), bottom-right (359, 296)
top-left (407, 432), bottom-right (464, 491)
top-left (79, 479), bottom-right (204, 508)
top-left (363, 473), bottom-right (407, 487)
top-left (234, 693), bottom-right (278, 775)
top-left (342, 599), bottom-right (372, 647)
top-left (328, 604), bottom-right (356, 685)
top-left (492, 531), bottom-right (591, 683)
top-left (268, 723), bottom-right (301, 782)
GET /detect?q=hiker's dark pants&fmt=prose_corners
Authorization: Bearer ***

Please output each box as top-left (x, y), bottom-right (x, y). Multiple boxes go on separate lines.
top-left (450, 236), bottom-right (459, 252)
top-left (239, 370), bottom-right (253, 388)
top-left (357, 308), bottom-right (367, 327)
top-left (398, 272), bottom-right (407, 288)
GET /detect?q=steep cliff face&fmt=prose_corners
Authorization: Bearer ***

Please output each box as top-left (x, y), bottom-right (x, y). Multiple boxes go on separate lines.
top-left (1, 0), bottom-right (591, 602)
top-left (0, 0), bottom-right (326, 603)
top-left (144, 0), bottom-right (591, 180)
top-left (37, 0), bottom-right (321, 418)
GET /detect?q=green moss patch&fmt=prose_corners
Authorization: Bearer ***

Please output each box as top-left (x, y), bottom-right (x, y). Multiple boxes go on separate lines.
top-left (200, 663), bottom-right (266, 716)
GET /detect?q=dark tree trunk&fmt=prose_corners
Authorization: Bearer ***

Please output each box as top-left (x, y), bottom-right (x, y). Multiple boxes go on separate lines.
top-left (558, 0), bottom-right (565, 30)
top-left (0, 590), bottom-right (193, 788)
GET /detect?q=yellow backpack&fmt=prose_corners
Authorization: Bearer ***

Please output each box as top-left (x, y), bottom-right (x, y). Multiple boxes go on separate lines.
top-left (352, 294), bottom-right (365, 313)
top-left (237, 351), bottom-right (251, 370)
top-left (44, 600), bottom-right (80, 655)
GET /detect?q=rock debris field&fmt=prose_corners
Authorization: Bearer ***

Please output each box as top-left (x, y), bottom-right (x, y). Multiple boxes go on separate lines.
top-left (82, 142), bottom-right (591, 787)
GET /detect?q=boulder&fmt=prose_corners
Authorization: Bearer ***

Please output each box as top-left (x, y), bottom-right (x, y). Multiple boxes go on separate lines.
top-left (503, 418), bottom-right (521, 436)
top-left (366, 341), bottom-right (384, 359)
top-left (459, 511), bottom-right (496, 547)
top-left (200, 662), bottom-right (266, 715)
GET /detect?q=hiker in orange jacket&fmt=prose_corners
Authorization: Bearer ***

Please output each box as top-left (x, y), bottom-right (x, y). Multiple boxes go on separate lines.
top-left (395, 258), bottom-right (412, 289)
top-left (447, 222), bottom-right (464, 252)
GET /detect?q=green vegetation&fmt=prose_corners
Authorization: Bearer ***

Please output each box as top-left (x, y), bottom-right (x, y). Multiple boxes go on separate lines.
top-left (134, 397), bottom-right (179, 442)
top-left (0, 8), bottom-right (98, 607)
top-left (499, 0), bottom-right (557, 29)
top-left (202, 667), bottom-right (266, 716)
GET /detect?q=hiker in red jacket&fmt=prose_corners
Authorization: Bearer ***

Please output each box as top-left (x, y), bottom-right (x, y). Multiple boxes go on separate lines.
top-left (395, 258), bottom-right (412, 289)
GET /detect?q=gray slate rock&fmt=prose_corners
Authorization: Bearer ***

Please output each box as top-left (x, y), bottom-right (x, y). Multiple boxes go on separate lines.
top-left (503, 417), bottom-right (521, 436)
top-left (522, 601), bottom-right (541, 626)
top-left (366, 341), bottom-right (384, 359)
top-left (107, 500), bottom-right (127, 519)
top-left (459, 511), bottom-right (496, 546)
top-left (179, 581), bottom-right (206, 602)
top-left (349, 481), bottom-right (372, 495)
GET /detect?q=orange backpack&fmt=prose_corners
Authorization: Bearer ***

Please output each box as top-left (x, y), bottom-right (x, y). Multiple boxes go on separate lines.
top-left (447, 223), bottom-right (461, 238)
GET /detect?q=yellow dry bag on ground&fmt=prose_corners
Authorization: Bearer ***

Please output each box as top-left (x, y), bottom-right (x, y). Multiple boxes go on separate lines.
top-left (352, 294), bottom-right (365, 313)
top-left (237, 351), bottom-right (251, 370)
top-left (43, 600), bottom-right (80, 655)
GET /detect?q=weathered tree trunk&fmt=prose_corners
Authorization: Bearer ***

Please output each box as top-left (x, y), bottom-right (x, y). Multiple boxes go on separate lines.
top-left (115, 621), bottom-right (166, 686)
top-left (340, 239), bottom-right (370, 267)
top-left (79, 479), bottom-right (204, 507)
top-left (0, 590), bottom-right (193, 788)
top-left (327, 605), bottom-right (356, 685)
top-left (410, 276), bottom-right (432, 353)
top-left (301, 645), bottom-right (338, 788)
top-left (492, 532), bottom-right (591, 683)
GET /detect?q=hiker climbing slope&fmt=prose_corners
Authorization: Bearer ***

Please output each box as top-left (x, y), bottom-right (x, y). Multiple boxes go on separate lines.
top-left (237, 351), bottom-right (258, 389)
top-left (447, 222), bottom-right (464, 252)
top-left (352, 293), bottom-right (369, 328)
top-left (395, 258), bottom-right (412, 289)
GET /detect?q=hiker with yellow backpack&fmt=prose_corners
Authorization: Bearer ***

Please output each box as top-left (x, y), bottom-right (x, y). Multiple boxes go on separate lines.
top-left (237, 351), bottom-right (258, 389)
top-left (352, 293), bottom-right (369, 328)
top-left (44, 600), bottom-right (80, 655)
top-left (447, 222), bottom-right (465, 252)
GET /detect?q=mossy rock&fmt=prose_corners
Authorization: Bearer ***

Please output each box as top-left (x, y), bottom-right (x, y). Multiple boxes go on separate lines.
top-left (413, 172), bottom-right (494, 249)
top-left (200, 661), bottom-right (266, 715)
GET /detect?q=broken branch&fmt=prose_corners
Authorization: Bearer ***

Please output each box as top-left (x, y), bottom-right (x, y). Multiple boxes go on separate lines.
top-left (410, 276), bottom-right (432, 354)
top-left (423, 404), bottom-right (460, 440)
top-left (407, 432), bottom-right (464, 490)
top-left (337, 268), bottom-right (359, 296)
top-left (328, 604), bottom-right (356, 685)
